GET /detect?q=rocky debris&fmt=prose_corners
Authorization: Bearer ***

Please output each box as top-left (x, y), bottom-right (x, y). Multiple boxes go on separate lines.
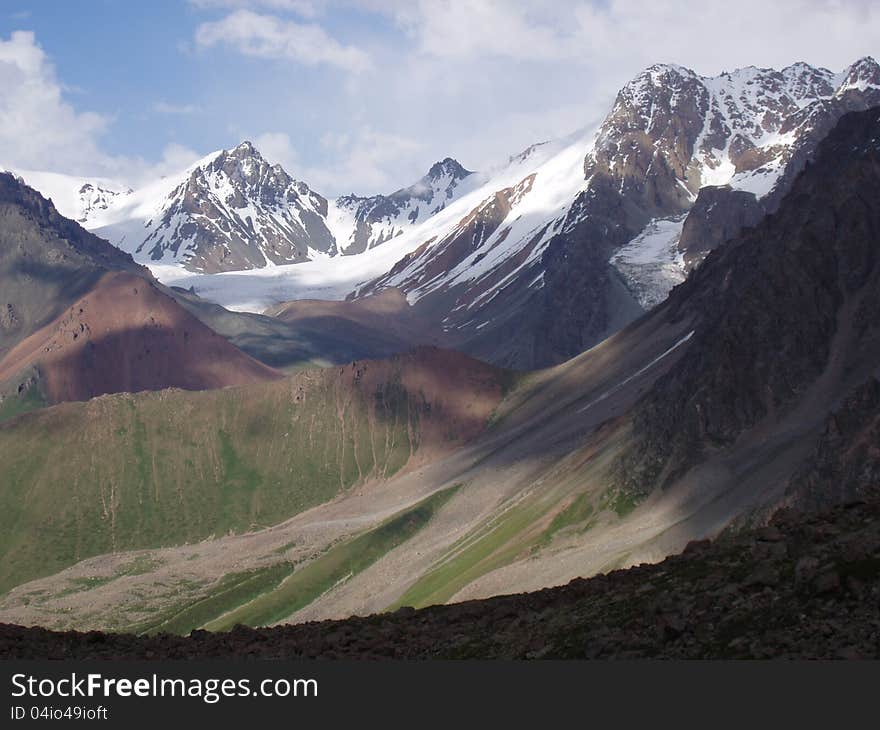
top-left (2, 496), bottom-right (879, 660)
top-left (0, 303), bottom-right (17, 331)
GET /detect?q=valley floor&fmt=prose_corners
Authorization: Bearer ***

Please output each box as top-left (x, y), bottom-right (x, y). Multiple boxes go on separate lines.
top-left (3, 495), bottom-right (878, 660)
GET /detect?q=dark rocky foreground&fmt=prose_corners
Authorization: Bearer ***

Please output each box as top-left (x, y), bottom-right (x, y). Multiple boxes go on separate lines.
top-left (2, 496), bottom-right (879, 660)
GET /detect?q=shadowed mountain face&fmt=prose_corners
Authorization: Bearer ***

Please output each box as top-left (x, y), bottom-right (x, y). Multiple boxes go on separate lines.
top-left (0, 172), bottom-right (143, 357)
top-left (614, 106), bottom-right (880, 503)
top-left (169, 286), bottom-right (430, 371)
top-left (676, 185), bottom-right (766, 268)
top-left (783, 377), bottom-right (880, 512)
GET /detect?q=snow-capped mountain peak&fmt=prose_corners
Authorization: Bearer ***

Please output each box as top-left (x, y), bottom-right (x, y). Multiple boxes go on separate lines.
top-left (426, 156), bottom-right (469, 180)
top-left (329, 157), bottom-right (477, 255)
top-left (76, 182), bottom-right (132, 223)
top-left (592, 56), bottom-right (880, 209)
top-left (83, 142), bottom-right (336, 273)
top-left (836, 56), bottom-right (880, 94)
top-left (0, 168), bottom-right (132, 225)
top-left (11, 57), bottom-right (880, 360)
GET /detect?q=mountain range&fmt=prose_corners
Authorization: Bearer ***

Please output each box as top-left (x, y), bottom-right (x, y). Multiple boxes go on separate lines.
top-left (9, 57), bottom-right (879, 370)
top-left (0, 57), bottom-right (879, 645)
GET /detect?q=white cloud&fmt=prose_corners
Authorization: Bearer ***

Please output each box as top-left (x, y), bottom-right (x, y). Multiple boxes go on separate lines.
top-left (377, 0), bottom-right (579, 61)
top-left (195, 9), bottom-right (370, 72)
top-left (0, 31), bottom-right (205, 187)
top-left (248, 128), bottom-right (423, 195)
top-left (251, 131), bottom-right (300, 171)
top-left (374, 0), bottom-right (880, 74)
top-left (0, 31), bottom-right (112, 174)
top-left (238, 0), bottom-right (880, 195)
top-left (134, 143), bottom-right (205, 183)
top-left (312, 128), bottom-right (423, 194)
top-left (337, 0), bottom-right (880, 187)
top-left (570, 0), bottom-right (880, 77)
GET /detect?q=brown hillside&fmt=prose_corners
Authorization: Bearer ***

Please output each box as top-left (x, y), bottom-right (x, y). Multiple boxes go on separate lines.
top-left (0, 271), bottom-right (281, 403)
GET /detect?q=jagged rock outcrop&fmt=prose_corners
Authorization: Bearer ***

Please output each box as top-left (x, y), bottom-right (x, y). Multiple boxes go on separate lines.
top-left (676, 186), bottom-right (766, 267)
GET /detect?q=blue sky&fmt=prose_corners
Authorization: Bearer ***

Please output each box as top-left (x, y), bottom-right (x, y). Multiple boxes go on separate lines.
top-left (1, 1), bottom-right (878, 196)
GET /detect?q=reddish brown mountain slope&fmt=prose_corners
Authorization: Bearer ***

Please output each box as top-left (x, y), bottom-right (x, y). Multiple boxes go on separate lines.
top-left (0, 271), bottom-right (281, 403)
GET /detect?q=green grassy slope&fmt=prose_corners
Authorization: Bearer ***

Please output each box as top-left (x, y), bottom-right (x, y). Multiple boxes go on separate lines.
top-left (0, 355), bottom-right (493, 594)
top-left (204, 485), bottom-right (460, 631)
top-left (130, 563), bottom-right (297, 636)
top-left (0, 381), bottom-right (47, 425)
top-left (391, 427), bottom-right (629, 610)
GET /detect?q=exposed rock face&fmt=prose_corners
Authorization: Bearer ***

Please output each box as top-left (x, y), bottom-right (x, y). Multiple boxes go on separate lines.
top-left (333, 158), bottom-right (474, 255)
top-left (527, 182), bottom-right (642, 364)
top-left (3, 496), bottom-right (878, 659)
top-left (784, 378), bottom-right (880, 512)
top-left (376, 174), bottom-right (535, 294)
top-left (616, 59), bottom-right (880, 205)
top-left (537, 60), bottom-right (880, 356)
top-left (676, 186), bottom-right (766, 267)
top-left (0, 304), bottom-right (17, 332)
top-left (614, 106), bottom-right (880, 498)
top-left (587, 64), bottom-right (709, 221)
top-left (138, 142), bottom-right (337, 273)
top-left (759, 56), bottom-right (880, 211)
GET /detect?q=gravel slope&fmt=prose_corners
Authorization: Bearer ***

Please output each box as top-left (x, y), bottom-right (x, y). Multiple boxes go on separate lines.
top-left (3, 495), bottom-right (878, 659)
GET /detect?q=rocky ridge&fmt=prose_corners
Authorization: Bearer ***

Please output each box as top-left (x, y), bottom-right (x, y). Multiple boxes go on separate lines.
top-left (332, 158), bottom-right (474, 255)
